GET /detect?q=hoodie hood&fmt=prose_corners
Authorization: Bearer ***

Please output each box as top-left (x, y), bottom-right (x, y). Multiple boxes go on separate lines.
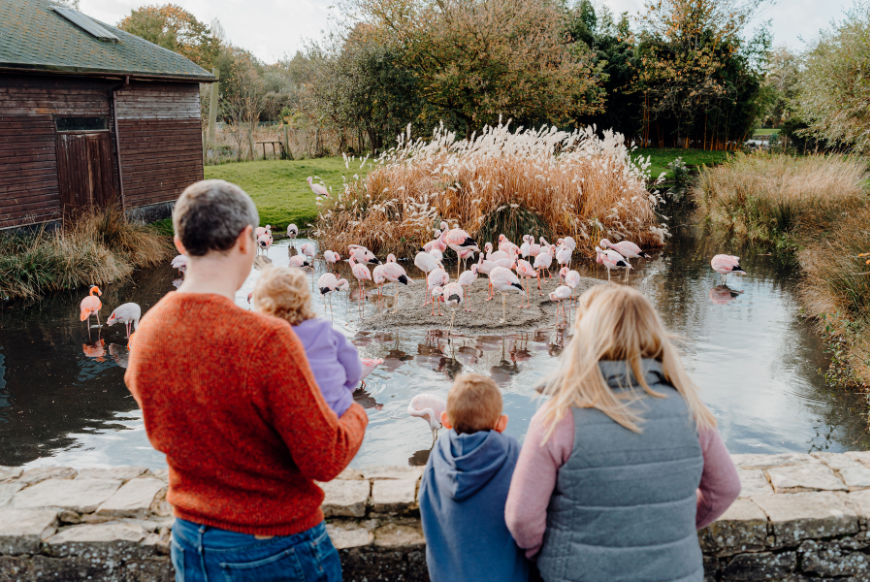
top-left (432, 429), bottom-right (516, 502)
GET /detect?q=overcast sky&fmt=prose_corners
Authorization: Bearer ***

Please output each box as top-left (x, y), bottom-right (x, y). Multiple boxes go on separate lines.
top-left (80, 0), bottom-right (856, 64)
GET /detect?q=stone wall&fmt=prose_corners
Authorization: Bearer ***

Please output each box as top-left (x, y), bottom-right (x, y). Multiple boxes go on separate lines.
top-left (2, 453), bottom-right (870, 581)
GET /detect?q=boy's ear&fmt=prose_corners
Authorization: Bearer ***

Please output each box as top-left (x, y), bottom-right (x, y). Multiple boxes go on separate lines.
top-left (440, 411), bottom-right (452, 429)
top-left (494, 414), bottom-right (508, 433)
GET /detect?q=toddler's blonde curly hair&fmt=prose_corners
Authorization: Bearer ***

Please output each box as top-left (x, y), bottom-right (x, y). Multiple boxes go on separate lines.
top-left (252, 265), bottom-right (316, 326)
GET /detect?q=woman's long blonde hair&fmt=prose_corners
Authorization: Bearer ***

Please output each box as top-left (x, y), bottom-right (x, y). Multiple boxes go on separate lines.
top-left (540, 284), bottom-right (716, 442)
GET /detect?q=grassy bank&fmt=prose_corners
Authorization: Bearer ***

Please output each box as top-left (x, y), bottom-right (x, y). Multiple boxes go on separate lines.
top-left (1, 208), bottom-right (173, 301)
top-left (634, 148), bottom-right (729, 182)
top-left (694, 152), bottom-right (870, 387)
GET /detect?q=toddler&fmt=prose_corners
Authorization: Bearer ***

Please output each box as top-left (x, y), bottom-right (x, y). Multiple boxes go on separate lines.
top-left (418, 374), bottom-right (528, 582)
top-left (253, 265), bottom-right (362, 417)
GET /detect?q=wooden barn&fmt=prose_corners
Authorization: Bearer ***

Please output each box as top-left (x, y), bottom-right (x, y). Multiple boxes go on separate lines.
top-left (0, 0), bottom-right (216, 230)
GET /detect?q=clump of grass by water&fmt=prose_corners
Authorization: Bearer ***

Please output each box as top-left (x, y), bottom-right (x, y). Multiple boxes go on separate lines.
top-left (315, 122), bottom-right (667, 257)
top-left (0, 206), bottom-right (172, 301)
top-left (693, 153), bottom-right (869, 244)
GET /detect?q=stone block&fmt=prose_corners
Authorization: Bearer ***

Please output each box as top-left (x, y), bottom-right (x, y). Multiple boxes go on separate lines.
top-left (124, 558), bottom-right (174, 582)
top-left (721, 551), bottom-right (795, 580)
top-left (362, 466), bottom-right (424, 481)
top-left (76, 466), bottom-right (150, 481)
top-left (0, 467), bottom-right (22, 483)
top-left (47, 521), bottom-right (149, 545)
top-left (151, 468), bottom-right (169, 482)
top-left (336, 468), bottom-right (365, 480)
top-left (0, 483), bottom-right (24, 508)
top-left (372, 522), bottom-right (425, 549)
top-left (18, 466), bottom-right (77, 485)
top-left (327, 521), bottom-right (374, 549)
top-left (30, 553), bottom-right (123, 582)
top-left (96, 478), bottom-right (166, 519)
top-left (839, 490), bottom-right (870, 521)
top-left (767, 463), bottom-right (847, 493)
top-left (752, 492), bottom-right (859, 546)
top-left (11, 478), bottom-right (122, 513)
top-left (371, 479), bottom-right (417, 513)
top-left (0, 509), bottom-right (58, 554)
top-left (737, 469), bottom-right (773, 497)
top-left (699, 499), bottom-right (768, 556)
top-left (731, 454), bottom-right (819, 470)
top-left (703, 555), bottom-right (718, 582)
top-left (0, 555), bottom-right (31, 579)
top-left (799, 540), bottom-right (870, 577)
top-left (839, 466), bottom-right (870, 491)
top-left (321, 479), bottom-right (369, 518)
top-left (44, 521), bottom-right (161, 561)
top-left (811, 452), bottom-right (862, 472)
top-left (845, 451), bottom-right (870, 467)
top-left (150, 486), bottom-right (172, 517)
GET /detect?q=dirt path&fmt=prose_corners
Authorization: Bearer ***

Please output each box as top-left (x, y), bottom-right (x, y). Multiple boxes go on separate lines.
top-left (352, 272), bottom-right (603, 332)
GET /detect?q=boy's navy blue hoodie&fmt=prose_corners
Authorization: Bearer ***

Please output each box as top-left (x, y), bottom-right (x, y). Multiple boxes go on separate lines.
top-left (418, 428), bottom-right (528, 582)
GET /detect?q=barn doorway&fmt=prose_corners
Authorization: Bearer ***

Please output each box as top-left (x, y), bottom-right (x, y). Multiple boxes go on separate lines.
top-left (55, 117), bottom-right (116, 216)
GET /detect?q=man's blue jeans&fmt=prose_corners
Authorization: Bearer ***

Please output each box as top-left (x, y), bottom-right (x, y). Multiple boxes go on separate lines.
top-left (171, 518), bottom-right (342, 582)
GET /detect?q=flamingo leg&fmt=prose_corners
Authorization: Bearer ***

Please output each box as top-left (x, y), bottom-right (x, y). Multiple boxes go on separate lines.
top-left (464, 290), bottom-right (473, 312)
top-left (485, 281), bottom-right (493, 301)
top-left (96, 311), bottom-right (101, 327)
top-left (606, 268), bottom-right (611, 282)
top-left (448, 308), bottom-right (456, 335)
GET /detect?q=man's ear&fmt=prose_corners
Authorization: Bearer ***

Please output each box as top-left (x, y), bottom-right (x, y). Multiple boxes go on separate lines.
top-left (494, 414), bottom-right (508, 433)
top-left (236, 225), bottom-right (254, 255)
top-left (440, 411), bottom-right (452, 430)
top-left (173, 236), bottom-right (186, 255)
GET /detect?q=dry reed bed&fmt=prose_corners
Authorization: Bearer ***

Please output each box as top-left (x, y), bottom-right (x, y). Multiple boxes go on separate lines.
top-left (0, 207), bottom-right (172, 301)
top-left (315, 122), bottom-right (668, 257)
top-left (694, 153), bottom-right (870, 387)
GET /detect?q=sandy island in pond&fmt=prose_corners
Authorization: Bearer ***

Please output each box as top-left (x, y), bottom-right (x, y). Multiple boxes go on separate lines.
top-left (352, 271), bottom-right (603, 332)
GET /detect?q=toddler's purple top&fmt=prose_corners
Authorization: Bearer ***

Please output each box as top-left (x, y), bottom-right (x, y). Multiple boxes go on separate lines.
top-left (292, 318), bottom-right (362, 417)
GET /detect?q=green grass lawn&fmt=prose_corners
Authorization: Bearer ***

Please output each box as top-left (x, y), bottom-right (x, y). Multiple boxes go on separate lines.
top-left (633, 148), bottom-right (730, 181)
top-left (202, 157), bottom-right (371, 231)
top-left (752, 128), bottom-right (780, 136)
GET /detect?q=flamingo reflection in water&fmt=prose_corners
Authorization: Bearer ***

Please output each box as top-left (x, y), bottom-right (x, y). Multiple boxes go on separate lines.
top-left (709, 285), bottom-right (745, 306)
top-left (82, 338), bottom-right (107, 363)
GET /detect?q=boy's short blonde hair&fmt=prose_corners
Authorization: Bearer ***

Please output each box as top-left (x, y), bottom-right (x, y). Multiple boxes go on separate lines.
top-left (253, 266), bottom-right (316, 326)
top-left (447, 374), bottom-right (503, 435)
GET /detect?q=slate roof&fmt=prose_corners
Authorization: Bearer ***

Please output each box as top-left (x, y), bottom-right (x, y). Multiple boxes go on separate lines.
top-left (0, 0), bottom-right (216, 81)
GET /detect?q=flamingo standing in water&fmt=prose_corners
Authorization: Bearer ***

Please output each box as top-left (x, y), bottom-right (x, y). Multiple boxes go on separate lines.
top-left (348, 245), bottom-right (381, 265)
top-left (289, 254), bottom-right (311, 268)
top-left (711, 255), bottom-right (746, 283)
top-left (427, 268), bottom-right (450, 315)
top-left (171, 255), bottom-right (188, 275)
top-left (445, 228), bottom-right (479, 277)
top-left (349, 257), bottom-right (372, 300)
top-left (257, 231), bottom-right (273, 255)
top-left (549, 285), bottom-right (573, 323)
top-left (601, 239), bottom-right (651, 262)
top-left (106, 303), bottom-right (141, 338)
top-left (323, 250), bottom-right (341, 270)
top-left (80, 286), bottom-right (102, 327)
top-left (287, 224), bottom-right (298, 245)
top-left (440, 282), bottom-right (464, 335)
top-left (457, 265), bottom-right (478, 312)
top-left (318, 272), bottom-right (348, 316)
top-left (408, 393), bottom-right (447, 443)
top-left (560, 267), bottom-right (582, 302)
top-left (381, 255), bottom-right (412, 314)
top-left (533, 246), bottom-right (553, 294)
top-left (255, 225), bottom-right (272, 239)
top-left (307, 177), bottom-right (330, 198)
top-left (596, 247), bottom-right (632, 281)
top-left (415, 251), bottom-right (443, 305)
top-left (300, 242), bottom-right (316, 260)
top-left (489, 267), bottom-right (525, 324)
top-left (515, 259), bottom-right (537, 307)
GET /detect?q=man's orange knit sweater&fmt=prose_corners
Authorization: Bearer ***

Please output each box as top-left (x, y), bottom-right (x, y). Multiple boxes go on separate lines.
top-left (125, 292), bottom-right (368, 536)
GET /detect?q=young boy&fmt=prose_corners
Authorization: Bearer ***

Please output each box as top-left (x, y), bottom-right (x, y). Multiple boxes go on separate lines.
top-left (418, 374), bottom-right (528, 582)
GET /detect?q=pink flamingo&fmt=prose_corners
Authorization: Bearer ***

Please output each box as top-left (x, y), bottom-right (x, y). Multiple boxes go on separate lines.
top-left (515, 259), bottom-right (537, 306)
top-left (549, 285), bottom-right (572, 323)
top-left (556, 245), bottom-right (573, 272)
top-left (484, 242), bottom-right (510, 261)
top-left (560, 267), bottom-right (582, 301)
top-left (457, 264), bottom-right (478, 312)
top-left (408, 393), bottom-right (447, 443)
top-left (489, 266), bottom-right (525, 324)
top-left (711, 255), bottom-right (746, 283)
top-left (171, 254), bottom-right (188, 274)
top-left (423, 229), bottom-right (448, 253)
top-left (323, 250), bottom-right (341, 270)
top-left (349, 257), bottom-right (372, 299)
top-left (533, 246), bottom-right (553, 294)
top-left (458, 247), bottom-right (476, 272)
top-left (595, 247), bottom-right (632, 281)
top-left (106, 302), bottom-right (141, 338)
top-left (300, 242), bottom-right (316, 259)
top-left (373, 264), bottom-right (387, 301)
top-left (381, 255), bottom-right (412, 314)
top-left (307, 177), bottom-right (330, 197)
top-left (498, 234), bottom-right (520, 256)
top-left (288, 254), bottom-right (311, 268)
top-left (427, 268), bottom-right (449, 315)
top-left (255, 224), bottom-right (271, 239)
top-left (287, 224), bottom-right (298, 245)
top-left (257, 231), bottom-right (273, 255)
top-left (445, 228), bottom-right (479, 277)
top-left (348, 245), bottom-right (381, 265)
top-left (415, 251), bottom-right (443, 305)
top-left (80, 285), bottom-right (102, 327)
top-left (360, 358), bottom-right (384, 387)
top-left (478, 255), bottom-right (516, 301)
top-left (520, 235), bottom-right (541, 259)
top-left (440, 282), bottom-right (464, 334)
top-left (560, 237), bottom-right (577, 252)
top-left (600, 239), bottom-right (651, 262)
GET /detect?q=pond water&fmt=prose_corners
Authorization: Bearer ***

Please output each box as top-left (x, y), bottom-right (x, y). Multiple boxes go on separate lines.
top-left (1, 219), bottom-right (868, 470)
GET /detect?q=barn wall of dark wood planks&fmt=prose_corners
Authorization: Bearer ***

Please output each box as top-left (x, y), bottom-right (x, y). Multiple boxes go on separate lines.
top-left (0, 75), bottom-right (203, 230)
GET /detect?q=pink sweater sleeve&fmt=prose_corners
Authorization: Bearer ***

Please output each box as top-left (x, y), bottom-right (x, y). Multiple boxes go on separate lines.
top-left (696, 425), bottom-right (741, 529)
top-left (505, 407), bottom-right (575, 558)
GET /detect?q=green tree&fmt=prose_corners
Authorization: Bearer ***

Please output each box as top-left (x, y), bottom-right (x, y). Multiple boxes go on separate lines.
top-left (117, 4), bottom-right (220, 70)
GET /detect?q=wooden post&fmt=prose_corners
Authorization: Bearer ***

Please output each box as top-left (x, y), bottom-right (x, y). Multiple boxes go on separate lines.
top-left (248, 127), bottom-right (255, 161)
top-left (283, 125), bottom-right (293, 160)
top-left (206, 68), bottom-right (220, 164)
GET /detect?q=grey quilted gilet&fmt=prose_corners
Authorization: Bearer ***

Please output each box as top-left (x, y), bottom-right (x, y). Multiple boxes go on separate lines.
top-left (537, 359), bottom-right (704, 582)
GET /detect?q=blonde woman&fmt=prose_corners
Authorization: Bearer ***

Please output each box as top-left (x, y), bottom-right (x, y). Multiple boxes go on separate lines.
top-left (253, 265), bottom-right (362, 417)
top-left (505, 284), bottom-right (740, 582)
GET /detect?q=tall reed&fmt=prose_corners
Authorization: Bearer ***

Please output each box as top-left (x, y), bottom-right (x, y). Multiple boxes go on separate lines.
top-left (315, 122), bottom-right (667, 256)
top-left (0, 206), bottom-right (172, 301)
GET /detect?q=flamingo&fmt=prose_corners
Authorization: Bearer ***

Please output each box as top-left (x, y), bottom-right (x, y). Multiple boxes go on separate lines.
top-left (711, 255), bottom-right (746, 283)
top-left (440, 282), bottom-right (464, 335)
top-left (520, 235), bottom-right (541, 259)
top-left (484, 242), bottom-right (509, 262)
top-left (458, 247), bottom-right (476, 272)
top-left (423, 229), bottom-right (448, 253)
top-left (478, 255), bottom-right (516, 301)
top-left (556, 245), bottom-right (573, 272)
top-left (289, 254), bottom-right (311, 268)
top-left (515, 259), bottom-right (537, 307)
top-left (533, 247), bottom-right (553, 294)
top-left (307, 177), bottom-right (330, 198)
top-left (300, 242), bottom-right (316, 259)
top-left (427, 268), bottom-right (450, 315)
top-left (549, 285), bottom-right (573, 323)
top-left (80, 286), bottom-right (102, 327)
top-left (257, 231), bottom-right (273, 255)
top-left (360, 358), bottom-right (384, 388)
top-left (445, 228), bottom-right (479, 277)
top-left (560, 237), bottom-right (577, 252)
top-left (170, 255), bottom-right (187, 274)
top-left (373, 264), bottom-right (387, 301)
top-left (560, 267), bottom-right (582, 301)
top-left (489, 267), bottom-right (525, 324)
top-left (408, 393), bottom-right (447, 443)
top-left (323, 250), bottom-right (341, 270)
top-left (429, 249), bottom-right (444, 262)
top-left (381, 256), bottom-right (412, 314)
top-left (255, 225), bottom-right (272, 239)
top-left (457, 264), bottom-right (478, 312)
top-left (595, 247), bottom-right (632, 281)
top-left (601, 239), bottom-right (651, 261)
top-left (349, 257), bottom-right (372, 299)
top-left (415, 252), bottom-right (443, 304)
top-left (348, 245), bottom-right (381, 265)
top-left (287, 224), bottom-right (299, 244)
top-left (106, 303), bottom-right (141, 339)
top-left (498, 234), bottom-right (520, 256)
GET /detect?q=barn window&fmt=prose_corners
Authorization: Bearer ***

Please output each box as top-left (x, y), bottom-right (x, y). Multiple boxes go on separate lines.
top-left (56, 117), bottom-right (109, 132)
